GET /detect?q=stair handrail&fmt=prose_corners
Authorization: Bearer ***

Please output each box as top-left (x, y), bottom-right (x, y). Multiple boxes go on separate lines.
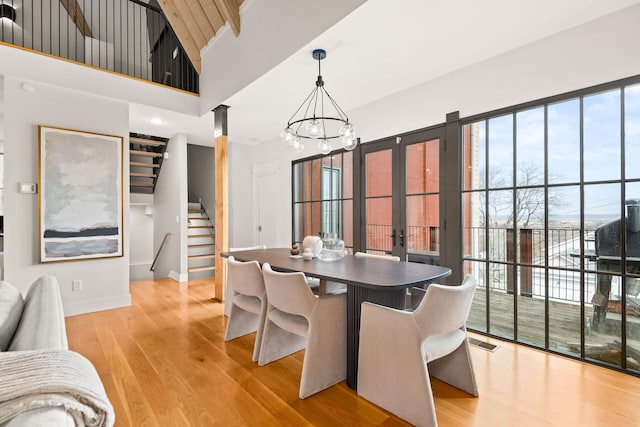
top-left (150, 232), bottom-right (171, 271)
top-left (198, 202), bottom-right (213, 226)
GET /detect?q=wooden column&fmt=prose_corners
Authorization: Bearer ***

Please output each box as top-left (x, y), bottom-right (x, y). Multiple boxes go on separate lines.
top-left (214, 105), bottom-right (229, 302)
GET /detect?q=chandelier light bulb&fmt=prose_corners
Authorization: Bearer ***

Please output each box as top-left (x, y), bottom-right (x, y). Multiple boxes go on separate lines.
top-left (318, 140), bottom-right (332, 155)
top-left (281, 128), bottom-right (296, 145)
top-left (343, 134), bottom-right (358, 151)
top-left (339, 122), bottom-right (354, 137)
top-left (307, 119), bottom-right (323, 138)
top-left (293, 138), bottom-right (305, 153)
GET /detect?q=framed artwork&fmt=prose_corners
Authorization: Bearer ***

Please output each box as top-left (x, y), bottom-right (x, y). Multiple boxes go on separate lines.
top-left (38, 125), bottom-right (124, 263)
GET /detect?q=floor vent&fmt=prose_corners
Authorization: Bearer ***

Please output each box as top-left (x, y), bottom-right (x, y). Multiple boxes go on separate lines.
top-left (468, 337), bottom-right (498, 352)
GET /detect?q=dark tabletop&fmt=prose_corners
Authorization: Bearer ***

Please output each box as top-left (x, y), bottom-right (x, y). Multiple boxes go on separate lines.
top-left (221, 248), bottom-right (451, 290)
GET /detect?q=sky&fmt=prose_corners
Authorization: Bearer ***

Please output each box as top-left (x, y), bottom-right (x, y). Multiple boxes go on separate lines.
top-left (468, 83), bottom-right (640, 220)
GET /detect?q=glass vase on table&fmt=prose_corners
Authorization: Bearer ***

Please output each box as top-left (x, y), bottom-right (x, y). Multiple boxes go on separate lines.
top-left (318, 232), bottom-right (346, 262)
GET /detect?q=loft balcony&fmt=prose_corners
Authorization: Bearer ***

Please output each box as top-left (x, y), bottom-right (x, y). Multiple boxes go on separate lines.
top-left (0, 0), bottom-right (199, 93)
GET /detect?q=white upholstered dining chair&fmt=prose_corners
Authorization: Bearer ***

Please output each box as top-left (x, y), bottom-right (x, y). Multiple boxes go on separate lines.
top-left (357, 274), bottom-right (478, 427)
top-left (225, 245), bottom-right (266, 317)
top-left (258, 263), bottom-right (347, 399)
top-left (223, 256), bottom-right (267, 362)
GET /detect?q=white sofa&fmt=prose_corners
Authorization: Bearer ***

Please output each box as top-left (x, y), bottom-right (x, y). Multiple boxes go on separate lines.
top-left (0, 276), bottom-right (112, 426)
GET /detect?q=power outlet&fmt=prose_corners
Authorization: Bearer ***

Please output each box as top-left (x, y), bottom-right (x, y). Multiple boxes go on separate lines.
top-left (72, 280), bottom-right (83, 292)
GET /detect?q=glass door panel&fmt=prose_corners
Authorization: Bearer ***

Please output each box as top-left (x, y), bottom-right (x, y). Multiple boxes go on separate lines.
top-left (366, 198), bottom-right (393, 254)
top-left (366, 150), bottom-right (392, 197)
top-left (404, 138), bottom-right (440, 264)
top-left (363, 145), bottom-right (394, 255)
top-left (405, 194), bottom-right (439, 262)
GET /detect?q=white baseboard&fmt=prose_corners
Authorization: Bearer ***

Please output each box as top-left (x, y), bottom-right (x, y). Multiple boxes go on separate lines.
top-left (130, 262), bottom-right (153, 281)
top-left (63, 293), bottom-right (131, 317)
top-left (169, 270), bottom-right (189, 283)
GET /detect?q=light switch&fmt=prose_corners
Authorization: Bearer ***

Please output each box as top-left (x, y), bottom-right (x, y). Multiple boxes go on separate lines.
top-left (19, 183), bottom-right (37, 193)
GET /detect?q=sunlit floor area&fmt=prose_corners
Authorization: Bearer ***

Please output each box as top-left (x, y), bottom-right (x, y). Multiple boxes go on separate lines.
top-left (66, 278), bottom-right (640, 426)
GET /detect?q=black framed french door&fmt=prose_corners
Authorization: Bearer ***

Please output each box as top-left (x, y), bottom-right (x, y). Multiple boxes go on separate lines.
top-left (357, 126), bottom-right (446, 263)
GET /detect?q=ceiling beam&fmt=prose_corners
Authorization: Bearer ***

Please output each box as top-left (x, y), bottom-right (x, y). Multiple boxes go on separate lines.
top-left (156, 0), bottom-right (202, 73)
top-left (212, 0), bottom-right (240, 36)
top-left (198, 0), bottom-right (225, 33)
top-left (172, 0), bottom-right (208, 48)
top-left (59, 0), bottom-right (92, 38)
top-left (190, 1), bottom-right (216, 42)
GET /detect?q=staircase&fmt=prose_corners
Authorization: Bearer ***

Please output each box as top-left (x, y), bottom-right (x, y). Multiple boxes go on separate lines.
top-left (129, 133), bottom-right (170, 194)
top-left (187, 202), bottom-right (216, 277)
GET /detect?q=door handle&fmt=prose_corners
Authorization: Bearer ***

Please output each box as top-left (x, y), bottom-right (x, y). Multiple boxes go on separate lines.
top-left (399, 229), bottom-right (405, 247)
top-left (389, 229), bottom-right (396, 247)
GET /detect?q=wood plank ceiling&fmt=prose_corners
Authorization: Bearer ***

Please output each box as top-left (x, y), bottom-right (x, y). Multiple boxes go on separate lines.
top-left (156, 0), bottom-right (244, 74)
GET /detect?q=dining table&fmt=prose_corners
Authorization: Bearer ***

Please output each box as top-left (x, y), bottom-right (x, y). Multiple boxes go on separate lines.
top-left (221, 247), bottom-right (452, 389)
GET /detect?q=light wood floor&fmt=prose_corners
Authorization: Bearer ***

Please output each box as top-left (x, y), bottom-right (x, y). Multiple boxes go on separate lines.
top-left (66, 278), bottom-right (640, 426)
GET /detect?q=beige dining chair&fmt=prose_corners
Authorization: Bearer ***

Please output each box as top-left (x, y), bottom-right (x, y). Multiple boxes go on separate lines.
top-left (357, 275), bottom-right (478, 427)
top-left (258, 263), bottom-right (347, 399)
top-left (225, 245), bottom-right (266, 317)
top-left (355, 251), bottom-right (430, 308)
top-left (223, 256), bottom-right (267, 362)
top-left (354, 252), bottom-right (411, 305)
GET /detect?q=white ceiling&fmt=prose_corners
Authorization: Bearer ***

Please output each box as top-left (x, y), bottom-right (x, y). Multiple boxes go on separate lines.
top-left (130, 0), bottom-right (640, 147)
top-left (129, 103), bottom-right (214, 146)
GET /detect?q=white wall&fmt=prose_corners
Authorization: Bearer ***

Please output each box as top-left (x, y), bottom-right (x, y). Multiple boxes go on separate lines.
top-left (3, 76), bottom-right (130, 316)
top-left (199, 0), bottom-right (367, 114)
top-left (129, 204), bottom-right (154, 281)
top-left (228, 142), bottom-right (254, 248)
top-left (228, 5), bottom-right (640, 248)
top-left (152, 134), bottom-right (188, 282)
top-left (187, 144), bottom-right (215, 218)
top-left (350, 3), bottom-right (640, 143)
top-left (230, 139), bottom-right (307, 248)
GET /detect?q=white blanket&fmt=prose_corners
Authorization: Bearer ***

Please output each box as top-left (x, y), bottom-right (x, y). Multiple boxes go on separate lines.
top-left (0, 350), bottom-right (114, 427)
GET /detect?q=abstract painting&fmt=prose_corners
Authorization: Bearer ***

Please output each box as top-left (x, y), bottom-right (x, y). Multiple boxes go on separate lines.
top-left (38, 125), bottom-right (123, 262)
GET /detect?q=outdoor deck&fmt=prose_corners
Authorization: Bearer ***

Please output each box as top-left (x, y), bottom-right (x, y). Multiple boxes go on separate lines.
top-left (468, 288), bottom-right (640, 370)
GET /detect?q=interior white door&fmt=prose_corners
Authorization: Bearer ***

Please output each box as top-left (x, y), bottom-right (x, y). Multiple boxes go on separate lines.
top-left (254, 164), bottom-right (279, 247)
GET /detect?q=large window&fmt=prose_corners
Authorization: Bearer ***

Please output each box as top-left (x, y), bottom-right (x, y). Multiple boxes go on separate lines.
top-left (292, 151), bottom-right (354, 252)
top-left (290, 75), bottom-right (640, 377)
top-left (463, 77), bottom-right (640, 373)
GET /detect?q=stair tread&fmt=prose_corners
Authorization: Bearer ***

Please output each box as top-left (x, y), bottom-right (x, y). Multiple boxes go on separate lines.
top-left (188, 243), bottom-right (216, 248)
top-left (131, 161), bottom-right (159, 168)
top-left (130, 183), bottom-right (154, 187)
top-left (188, 254), bottom-right (216, 260)
top-left (130, 150), bottom-right (162, 158)
top-left (188, 225), bottom-right (213, 228)
top-left (130, 136), bottom-right (167, 146)
top-left (188, 266), bottom-right (216, 273)
top-left (188, 234), bottom-right (215, 238)
top-left (131, 172), bottom-right (157, 178)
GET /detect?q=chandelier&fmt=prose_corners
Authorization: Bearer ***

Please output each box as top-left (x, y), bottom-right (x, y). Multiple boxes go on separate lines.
top-left (281, 49), bottom-right (357, 154)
